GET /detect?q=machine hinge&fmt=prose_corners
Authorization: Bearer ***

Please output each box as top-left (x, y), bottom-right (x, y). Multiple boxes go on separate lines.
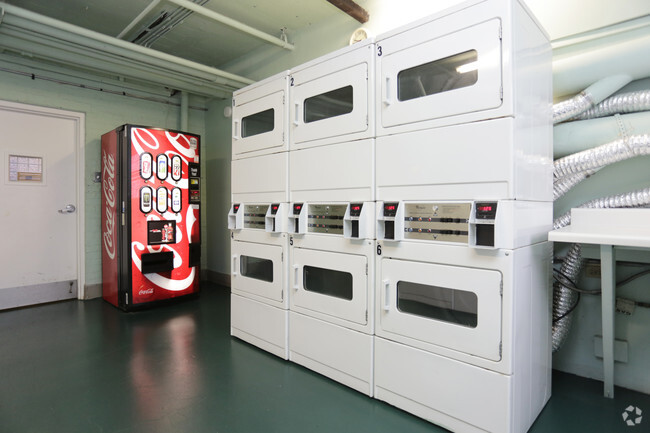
top-left (282, 132), bottom-right (285, 142)
top-left (499, 342), bottom-right (503, 357)
top-left (121, 201), bottom-right (126, 226)
top-left (366, 115), bottom-right (369, 126)
top-left (281, 252), bottom-right (283, 262)
top-left (365, 310), bottom-right (368, 322)
top-left (125, 292), bottom-right (129, 305)
top-left (498, 24), bottom-right (502, 40)
top-left (282, 95), bottom-right (285, 104)
top-left (232, 98), bottom-right (235, 106)
top-left (499, 86), bottom-right (503, 101)
top-left (281, 290), bottom-right (284, 302)
top-left (500, 280), bottom-right (503, 296)
top-left (366, 264), bottom-right (368, 275)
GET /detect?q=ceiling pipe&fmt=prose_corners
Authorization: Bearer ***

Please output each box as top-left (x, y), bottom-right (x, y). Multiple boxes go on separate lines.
top-left (0, 2), bottom-right (254, 87)
top-left (0, 33), bottom-right (233, 97)
top-left (180, 91), bottom-right (189, 131)
top-left (2, 13), bottom-right (252, 87)
top-left (1, 17), bottom-right (235, 86)
top-left (116, 0), bottom-right (161, 39)
top-left (163, 0), bottom-right (295, 51)
top-left (0, 52), bottom-right (181, 98)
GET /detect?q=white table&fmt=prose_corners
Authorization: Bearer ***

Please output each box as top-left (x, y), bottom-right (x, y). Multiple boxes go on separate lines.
top-left (548, 208), bottom-right (650, 398)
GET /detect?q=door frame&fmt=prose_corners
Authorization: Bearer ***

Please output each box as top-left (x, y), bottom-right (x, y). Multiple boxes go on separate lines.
top-left (0, 100), bottom-right (85, 299)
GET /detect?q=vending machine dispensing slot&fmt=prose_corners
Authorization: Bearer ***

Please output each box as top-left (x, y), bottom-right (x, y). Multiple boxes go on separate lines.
top-left (141, 251), bottom-right (175, 274)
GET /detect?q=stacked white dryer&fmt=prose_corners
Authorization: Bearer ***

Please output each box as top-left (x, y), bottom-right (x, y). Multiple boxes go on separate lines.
top-left (287, 39), bottom-right (377, 395)
top-left (372, 0), bottom-right (553, 432)
top-left (229, 71), bottom-right (291, 359)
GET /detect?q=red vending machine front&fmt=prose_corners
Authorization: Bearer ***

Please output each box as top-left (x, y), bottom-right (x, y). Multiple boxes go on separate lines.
top-left (101, 125), bottom-right (201, 310)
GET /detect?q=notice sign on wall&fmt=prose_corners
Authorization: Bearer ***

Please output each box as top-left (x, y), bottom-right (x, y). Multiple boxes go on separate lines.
top-left (8, 154), bottom-right (43, 183)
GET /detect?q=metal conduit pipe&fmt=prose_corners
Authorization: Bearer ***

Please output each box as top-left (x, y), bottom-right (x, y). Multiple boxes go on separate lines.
top-left (552, 187), bottom-right (650, 352)
top-left (0, 34), bottom-right (233, 97)
top-left (117, 0), bottom-right (162, 39)
top-left (1, 15), bottom-right (248, 87)
top-left (0, 2), bottom-right (254, 87)
top-left (164, 0), bottom-right (295, 50)
top-left (136, 0), bottom-right (210, 47)
top-left (576, 89), bottom-right (650, 120)
top-left (0, 53), bottom-right (184, 99)
top-left (554, 112), bottom-right (650, 158)
top-left (553, 74), bottom-right (632, 124)
top-left (180, 91), bottom-right (189, 132)
top-left (0, 22), bottom-right (242, 94)
top-left (554, 134), bottom-right (650, 179)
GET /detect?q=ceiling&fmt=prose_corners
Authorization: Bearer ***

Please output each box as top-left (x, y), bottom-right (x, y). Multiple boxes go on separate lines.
top-left (0, 0), bottom-right (367, 97)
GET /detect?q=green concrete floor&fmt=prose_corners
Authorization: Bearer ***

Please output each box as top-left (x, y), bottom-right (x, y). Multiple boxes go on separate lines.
top-left (1, 282), bottom-right (648, 433)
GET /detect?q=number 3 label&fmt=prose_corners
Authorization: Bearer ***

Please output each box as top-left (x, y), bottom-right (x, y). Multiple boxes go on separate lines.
top-left (377, 46), bottom-right (383, 57)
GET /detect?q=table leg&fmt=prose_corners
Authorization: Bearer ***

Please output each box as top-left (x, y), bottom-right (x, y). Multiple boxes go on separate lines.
top-left (600, 244), bottom-right (616, 398)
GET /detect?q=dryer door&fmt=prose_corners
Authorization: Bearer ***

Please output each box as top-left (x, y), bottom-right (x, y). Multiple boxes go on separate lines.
top-left (291, 63), bottom-right (369, 148)
top-left (291, 248), bottom-right (368, 326)
top-left (379, 19), bottom-right (502, 130)
top-left (379, 258), bottom-right (502, 361)
top-left (232, 90), bottom-right (286, 159)
top-left (231, 240), bottom-right (284, 304)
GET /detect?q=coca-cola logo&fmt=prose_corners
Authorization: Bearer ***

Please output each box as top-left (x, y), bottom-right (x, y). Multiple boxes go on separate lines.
top-left (102, 150), bottom-right (116, 260)
top-left (138, 288), bottom-right (155, 296)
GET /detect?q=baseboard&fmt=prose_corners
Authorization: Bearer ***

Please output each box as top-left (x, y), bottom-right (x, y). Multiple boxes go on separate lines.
top-left (84, 283), bottom-right (103, 300)
top-left (206, 270), bottom-right (231, 288)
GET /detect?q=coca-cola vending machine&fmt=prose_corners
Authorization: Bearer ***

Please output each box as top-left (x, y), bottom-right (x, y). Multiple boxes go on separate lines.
top-left (101, 125), bottom-right (201, 310)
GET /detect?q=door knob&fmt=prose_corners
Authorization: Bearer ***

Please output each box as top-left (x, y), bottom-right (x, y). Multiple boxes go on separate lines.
top-left (58, 204), bottom-right (76, 214)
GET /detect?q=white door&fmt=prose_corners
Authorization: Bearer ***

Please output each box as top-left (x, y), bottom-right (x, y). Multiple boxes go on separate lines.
top-left (232, 90), bottom-right (287, 159)
top-left (378, 19), bottom-right (502, 131)
top-left (291, 248), bottom-right (368, 326)
top-left (0, 101), bottom-right (84, 309)
top-left (379, 258), bottom-right (502, 361)
top-left (231, 240), bottom-right (284, 305)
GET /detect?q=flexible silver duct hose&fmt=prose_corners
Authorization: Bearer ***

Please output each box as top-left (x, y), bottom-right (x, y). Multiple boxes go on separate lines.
top-left (553, 75), bottom-right (632, 124)
top-left (553, 92), bottom-right (594, 125)
top-left (576, 89), bottom-right (650, 120)
top-left (553, 170), bottom-right (598, 201)
top-left (552, 187), bottom-right (650, 352)
top-left (553, 243), bottom-right (582, 352)
top-left (554, 134), bottom-right (650, 180)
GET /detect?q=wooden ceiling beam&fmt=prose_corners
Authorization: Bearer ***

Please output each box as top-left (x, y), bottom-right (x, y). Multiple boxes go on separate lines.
top-left (326, 0), bottom-right (369, 24)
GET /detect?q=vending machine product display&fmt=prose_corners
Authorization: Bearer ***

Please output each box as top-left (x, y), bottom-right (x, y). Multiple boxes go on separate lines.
top-left (101, 124), bottom-right (201, 311)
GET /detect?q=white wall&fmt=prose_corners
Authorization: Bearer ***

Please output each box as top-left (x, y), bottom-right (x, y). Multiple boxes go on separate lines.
top-left (0, 69), bottom-right (207, 289)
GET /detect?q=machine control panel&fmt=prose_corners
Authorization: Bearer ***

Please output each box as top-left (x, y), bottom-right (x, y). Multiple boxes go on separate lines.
top-left (308, 204), bottom-right (347, 235)
top-left (403, 202), bottom-right (470, 243)
top-left (244, 204), bottom-right (269, 229)
top-left (378, 201), bottom-right (473, 244)
top-left (289, 202), bottom-right (374, 238)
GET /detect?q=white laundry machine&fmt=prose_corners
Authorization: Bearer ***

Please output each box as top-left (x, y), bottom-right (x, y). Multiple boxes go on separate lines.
top-left (375, 0), bottom-right (551, 136)
top-left (229, 202), bottom-right (290, 359)
top-left (287, 201), bottom-right (376, 395)
top-left (374, 0), bottom-right (552, 203)
top-left (374, 200), bottom-right (552, 433)
top-left (290, 38), bottom-right (375, 150)
top-left (232, 70), bottom-right (289, 160)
